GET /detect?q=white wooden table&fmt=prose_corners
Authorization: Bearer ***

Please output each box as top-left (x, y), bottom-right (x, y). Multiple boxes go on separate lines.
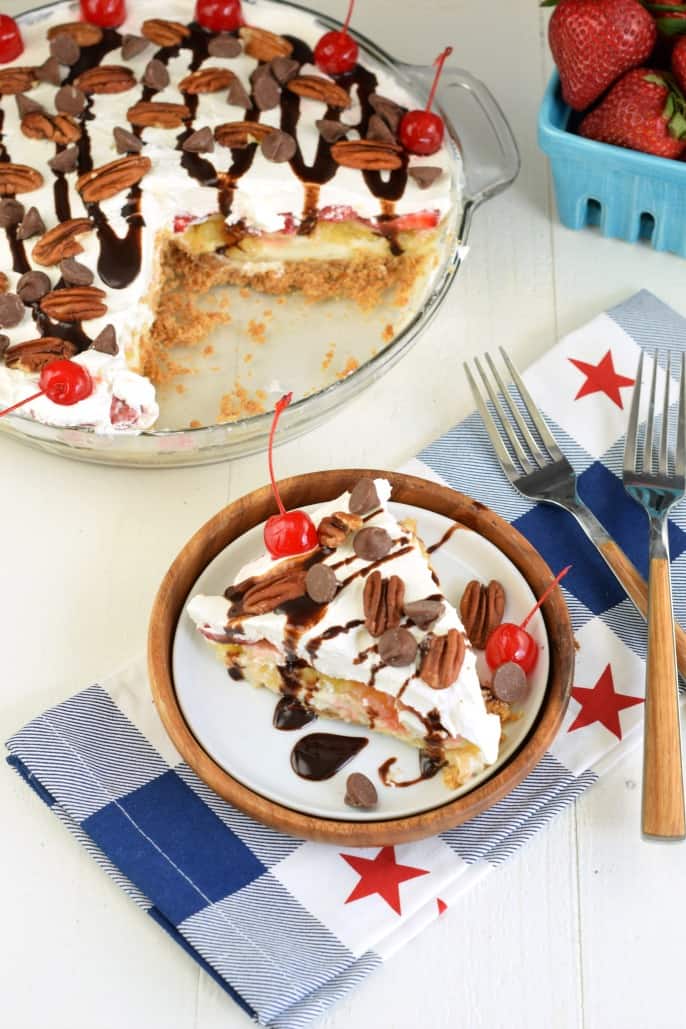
top-left (2, 1), bottom-right (685, 1026)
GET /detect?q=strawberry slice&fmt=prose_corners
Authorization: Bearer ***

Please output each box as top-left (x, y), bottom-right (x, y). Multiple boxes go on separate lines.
top-left (110, 397), bottom-right (138, 426)
top-left (173, 214), bottom-right (196, 234)
top-left (384, 210), bottom-right (439, 231)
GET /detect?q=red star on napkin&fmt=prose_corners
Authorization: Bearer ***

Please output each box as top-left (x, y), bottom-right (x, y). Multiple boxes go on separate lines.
top-left (568, 663), bottom-right (643, 740)
top-left (568, 349), bottom-right (635, 409)
top-left (341, 846), bottom-right (429, 915)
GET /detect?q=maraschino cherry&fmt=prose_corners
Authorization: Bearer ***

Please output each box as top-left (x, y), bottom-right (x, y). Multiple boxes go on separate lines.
top-left (195, 0), bottom-right (243, 32)
top-left (399, 46), bottom-right (452, 156)
top-left (263, 393), bottom-right (319, 559)
top-left (314, 0), bottom-right (358, 76)
top-left (0, 359), bottom-right (93, 418)
top-left (0, 16), bottom-right (24, 63)
top-left (485, 565), bottom-right (571, 676)
top-left (80, 0), bottom-right (127, 29)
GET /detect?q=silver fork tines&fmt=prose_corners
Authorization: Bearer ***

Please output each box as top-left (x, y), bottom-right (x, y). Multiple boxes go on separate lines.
top-left (624, 350), bottom-right (686, 496)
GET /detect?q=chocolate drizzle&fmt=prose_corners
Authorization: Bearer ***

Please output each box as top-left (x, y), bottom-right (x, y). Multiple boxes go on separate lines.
top-left (291, 732), bottom-right (368, 780)
top-left (273, 695), bottom-right (317, 730)
top-left (378, 750), bottom-right (446, 788)
top-left (427, 522), bottom-right (462, 554)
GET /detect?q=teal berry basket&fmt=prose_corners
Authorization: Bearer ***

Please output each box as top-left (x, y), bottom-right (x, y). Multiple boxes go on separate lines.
top-left (538, 71), bottom-right (686, 257)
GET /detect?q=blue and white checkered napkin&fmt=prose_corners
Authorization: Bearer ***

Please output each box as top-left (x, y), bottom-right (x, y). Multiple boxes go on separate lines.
top-left (7, 289), bottom-right (686, 1028)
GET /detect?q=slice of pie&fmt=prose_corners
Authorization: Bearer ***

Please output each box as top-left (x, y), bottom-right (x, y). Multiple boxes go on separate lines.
top-left (188, 478), bottom-right (505, 789)
top-left (0, 0), bottom-right (460, 431)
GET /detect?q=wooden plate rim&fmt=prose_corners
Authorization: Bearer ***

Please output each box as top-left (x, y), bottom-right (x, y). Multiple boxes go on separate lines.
top-left (147, 469), bottom-right (575, 845)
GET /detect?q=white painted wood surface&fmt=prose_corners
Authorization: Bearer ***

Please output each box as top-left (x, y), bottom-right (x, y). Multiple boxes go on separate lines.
top-left (2, 1), bottom-right (685, 1026)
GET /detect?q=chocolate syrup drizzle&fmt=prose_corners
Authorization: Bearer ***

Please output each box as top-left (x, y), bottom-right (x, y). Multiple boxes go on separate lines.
top-left (378, 750), bottom-right (446, 788)
top-left (0, 15), bottom-right (416, 357)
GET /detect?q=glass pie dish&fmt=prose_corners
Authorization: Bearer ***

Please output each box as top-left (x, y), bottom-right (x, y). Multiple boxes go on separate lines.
top-left (0, 0), bottom-right (520, 467)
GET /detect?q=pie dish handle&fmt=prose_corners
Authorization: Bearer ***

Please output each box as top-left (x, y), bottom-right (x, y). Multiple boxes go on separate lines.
top-left (398, 63), bottom-right (521, 239)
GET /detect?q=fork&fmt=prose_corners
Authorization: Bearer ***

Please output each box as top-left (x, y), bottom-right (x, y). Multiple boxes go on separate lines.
top-left (464, 347), bottom-right (686, 680)
top-left (624, 350), bottom-right (685, 841)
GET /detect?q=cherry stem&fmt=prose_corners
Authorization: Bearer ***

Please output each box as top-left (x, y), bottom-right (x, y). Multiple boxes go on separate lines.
top-left (0, 389), bottom-right (43, 418)
top-left (520, 565), bottom-right (571, 632)
top-left (342, 0), bottom-right (355, 34)
top-left (267, 392), bottom-right (292, 517)
top-left (426, 46), bottom-right (453, 112)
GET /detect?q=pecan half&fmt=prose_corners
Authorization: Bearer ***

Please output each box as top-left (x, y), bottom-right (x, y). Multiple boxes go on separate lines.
top-left (242, 568), bottom-right (307, 615)
top-left (127, 100), bottom-right (190, 128)
top-left (141, 18), bottom-right (190, 47)
top-left (419, 630), bottom-right (466, 689)
top-left (239, 26), bottom-right (293, 61)
top-left (287, 75), bottom-right (350, 108)
top-left (74, 65), bottom-right (136, 94)
top-left (40, 286), bottom-right (107, 322)
top-left (4, 336), bottom-right (77, 372)
top-left (47, 21), bottom-right (103, 46)
top-left (331, 139), bottom-right (403, 170)
top-left (363, 571), bottom-right (405, 638)
top-left (318, 510), bottom-right (363, 548)
top-left (179, 67), bottom-right (236, 94)
top-left (0, 68), bottom-right (37, 95)
top-left (460, 579), bottom-right (505, 649)
top-left (0, 164), bottom-right (44, 196)
top-left (32, 218), bottom-right (93, 266)
top-left (0, 272), bottom-right (8, 293)
top-left (76, 155), bottom-right (152, 203)
top-left (21, 111), bottom-right (81, 145)
top-left (214, 120), bottom-right (272, 148)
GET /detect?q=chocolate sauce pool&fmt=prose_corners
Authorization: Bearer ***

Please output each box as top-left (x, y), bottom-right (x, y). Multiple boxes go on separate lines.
top-left (291, 733), bottom-right (368, 781)
top-left (273, 695), bottom-right (317, 731)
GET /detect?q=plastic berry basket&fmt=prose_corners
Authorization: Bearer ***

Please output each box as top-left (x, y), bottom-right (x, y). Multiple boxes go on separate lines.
top-left (538, 71), bottom-right (686, 257)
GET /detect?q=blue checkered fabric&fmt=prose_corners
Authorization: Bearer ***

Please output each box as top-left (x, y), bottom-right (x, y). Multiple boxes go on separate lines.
top-left (7, 290), bottom-right (686, 1027)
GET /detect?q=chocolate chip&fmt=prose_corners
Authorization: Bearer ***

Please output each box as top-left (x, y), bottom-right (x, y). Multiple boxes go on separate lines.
top-left (17, 207), bottom-right (45, 241)
top-left (143, 58), bottom-right (169, 91)
top-left (182, 126), bottom-right (214, 153)
top-left (369, 93), bottom-right (403, 132)
top-left (0, 294), bottom-right (25, 329)
top-left (409, 166), bottom-right (442, 190)
top-left (227, 77), bottom-right (251, 109)
top-left (35, 56), bottom-right (62, 86)
top-left (16, 93), bottom-right (44, 118)
top-left (60, 257), bottom-right (93, 286)
top-left (251, 66), bottom-right (280, 110)
top-left (91, 324), bottom-right (118, 355)
top-left (367, 113), bottom-right (396, 144)
top-left (349, 478), bottom-right (380, 515)
top-left (404, 599), bottom-right (444, 630)
top-left (121, 34), bottom-right (150, 60)
top-left (55, 85), bottom-right (86, 116)
top-left (261, 129), bottom-right (296, 163)
top-left (17, 271), bottom-right (51, 303)
top-left (305, 563), bottom-right (338, 604)
top-left (0, 335), bottom-right (9, 358)
top-left (0, 199), bottom-right (24, 229)
top-left (271, 56), bottom-right (299, 84)
top-left (344, 772), bottom-right (378, 810)
top-left (50, 33), bottom-right (80, 66)
top-left (113, 126), bottom-right (142, 154)
top-left (49, 145), bottom-right (78, 173)
top-left (208, 33), bottom-right (242, 58)
top-left (353, 526), bottom-right (392, 561)
top-left (316, 118), bottom-right (348, 143)
top-left (378, 627), bottom-right (418, 667)
top-left (492, 662), bottom-right (529, 704)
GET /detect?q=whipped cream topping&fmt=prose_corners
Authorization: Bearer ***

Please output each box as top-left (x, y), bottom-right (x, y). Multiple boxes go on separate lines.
top-left (0, 0), bottom-right (461, 432)
top-left (188, 479), bottom-right (501, 764)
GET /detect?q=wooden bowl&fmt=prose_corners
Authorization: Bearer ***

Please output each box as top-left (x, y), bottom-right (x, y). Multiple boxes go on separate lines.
top-left (148, 469), bottom-right (575, 845)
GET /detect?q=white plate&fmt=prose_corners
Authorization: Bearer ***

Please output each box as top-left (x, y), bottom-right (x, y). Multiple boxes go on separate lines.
top-left (172, 503), bottom-right (550, 821)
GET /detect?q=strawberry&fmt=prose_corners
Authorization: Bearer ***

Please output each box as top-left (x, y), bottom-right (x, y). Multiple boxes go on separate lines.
top-left (383, 210), bottom-right (439, 231)
top-left (548, 0), bottom-right (657, 111)
top-left (673, 34), bottom-right (686, 91)
top-left (579, 67), bottom-right (686, 158)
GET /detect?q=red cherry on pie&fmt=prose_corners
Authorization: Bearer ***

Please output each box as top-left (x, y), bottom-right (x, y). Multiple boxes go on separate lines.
top-left (314, 0), bottom-right (358, 75)
top-left (0, 359), bottom-right (93, 418)
top-left (0, 15), bottom-right (24, 63)
top-left (80, 0), bottom-right (127, 29)
top-left (485, 565), bottom-right (571, 675)
top-left (195, 0), bottom-right (243, 32)
top-left (399, 46), bottom-right (452, 156)
top-left (263, 393), bottom-right (319, 559)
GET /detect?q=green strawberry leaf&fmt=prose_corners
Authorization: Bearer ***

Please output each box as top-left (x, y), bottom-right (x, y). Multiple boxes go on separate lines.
top-left (656, 16), bottom-right (686, 35)
top-left (539, 0), bottom-right (559, 6)
top-left (644, 3), bottom-right (686, 12)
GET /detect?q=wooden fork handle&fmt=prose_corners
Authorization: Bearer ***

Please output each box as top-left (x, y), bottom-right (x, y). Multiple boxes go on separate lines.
top-left (642, 556), bottom-right (685, 840)
top-left (599, 539), bottom-right (686, 682)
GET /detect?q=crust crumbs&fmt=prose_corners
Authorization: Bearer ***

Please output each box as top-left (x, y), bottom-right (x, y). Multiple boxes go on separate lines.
top-left (218, 383), bottom-right (267, 422)
top-left (336, 356), bottom-right (359, 379)
top-left (247, 319), bottom-right (267, 344)
top-left (382, 323), bottom-right (394, 343)
top-left (321, 343), bottom-right (336, 371)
